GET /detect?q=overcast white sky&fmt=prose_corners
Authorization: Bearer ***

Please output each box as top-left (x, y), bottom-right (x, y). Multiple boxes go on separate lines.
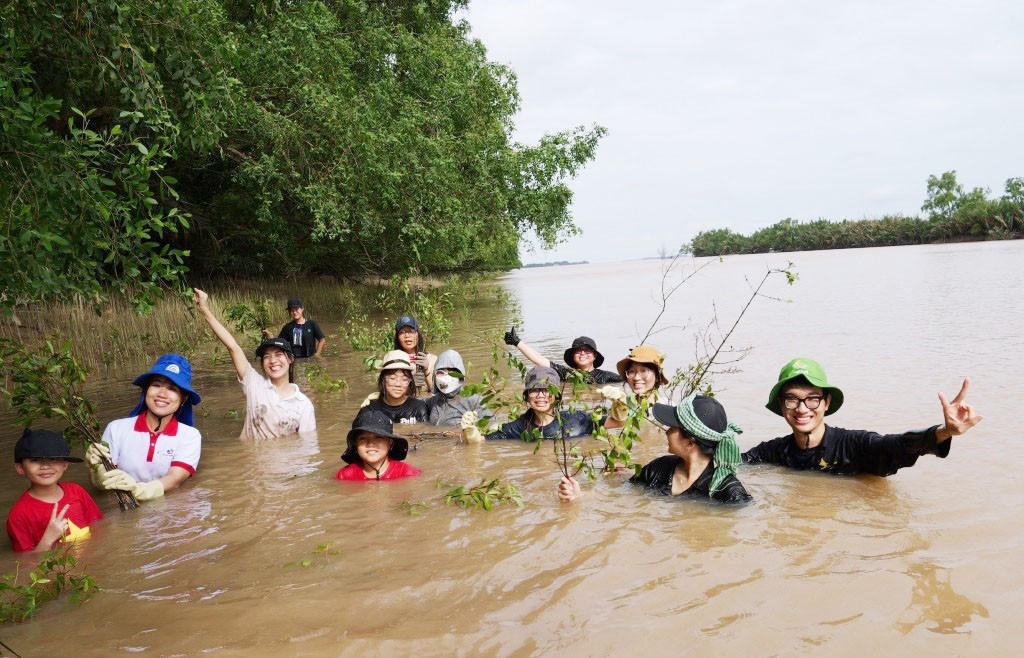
top-left (462, 1), bottom-right (1024, 264)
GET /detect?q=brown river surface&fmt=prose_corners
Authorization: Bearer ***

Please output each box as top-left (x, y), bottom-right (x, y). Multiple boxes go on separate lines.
top-left (1, 240), bottom-right (1021, 656)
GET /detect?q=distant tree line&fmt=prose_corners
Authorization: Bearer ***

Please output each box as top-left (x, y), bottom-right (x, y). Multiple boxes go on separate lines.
top-left (689, 172), bottom-right (1024, 257)
top-left (0, 0), bottom-right (605, 313)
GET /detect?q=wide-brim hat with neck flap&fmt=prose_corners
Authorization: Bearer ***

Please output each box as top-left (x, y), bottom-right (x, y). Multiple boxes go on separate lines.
top-left (766, 358), bottom-right (844, 416)
top-left (342, 409), bottom-right (410, 464)
top-left (615, 345), bottom-right (669, 385)
top-left (563, 336), bottom-right (605, 368)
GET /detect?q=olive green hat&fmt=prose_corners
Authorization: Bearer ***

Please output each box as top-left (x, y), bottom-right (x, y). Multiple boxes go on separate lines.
top-left (766, 358), bottom-right (844, 416)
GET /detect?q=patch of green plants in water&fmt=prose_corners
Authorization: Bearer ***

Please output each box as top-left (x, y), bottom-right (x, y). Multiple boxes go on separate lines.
top-left (443, 479), bottom-right (524, 511)
top-left (0, 545), bottom-right (99, 624)
top-left (284, 542), bottom-right (341, 569)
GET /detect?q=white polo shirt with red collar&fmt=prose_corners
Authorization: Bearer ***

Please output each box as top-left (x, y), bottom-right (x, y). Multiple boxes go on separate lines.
top-left (101, 414), bottom-right (201, 482)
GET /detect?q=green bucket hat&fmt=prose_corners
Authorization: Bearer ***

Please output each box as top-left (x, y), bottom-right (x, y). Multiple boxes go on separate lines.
top-left (766, 358), bottom-right (844, 416)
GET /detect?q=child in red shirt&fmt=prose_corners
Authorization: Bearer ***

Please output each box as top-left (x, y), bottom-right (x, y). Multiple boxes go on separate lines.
top-left (6, 429), bottom-right (103, 552)
top-left (335, 410), bottom-right (421, 481)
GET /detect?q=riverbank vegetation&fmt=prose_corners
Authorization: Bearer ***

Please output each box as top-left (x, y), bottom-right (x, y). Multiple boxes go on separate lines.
top-left (690, 171), bottom-right (1024, 256)
top-left (1, 0), bottom-right (605, 315)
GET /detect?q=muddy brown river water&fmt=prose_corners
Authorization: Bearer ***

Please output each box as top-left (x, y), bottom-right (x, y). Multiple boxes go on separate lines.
top-left (1, 241), bottom-right (1020, 656)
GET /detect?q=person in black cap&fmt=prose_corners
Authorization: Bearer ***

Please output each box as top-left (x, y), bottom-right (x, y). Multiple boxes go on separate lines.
top-left (86, 353), bottom-right (203, 502)
top-left (7, 429), bottom-right (103, 552)
top-left (195, 288), bottom-right (316, 439)
top-left (503, 326), bottom-right (623, 385)
top-left (393, 314), bottom-right (437, 394)
top-left (558, 392), bottom-right (751, 504)
top-left (263, 297), bottom-right (326, 359)
top-left (461, 366), bottom-right (595, 442)
top-left (335, 410), bottom-right (421, 481)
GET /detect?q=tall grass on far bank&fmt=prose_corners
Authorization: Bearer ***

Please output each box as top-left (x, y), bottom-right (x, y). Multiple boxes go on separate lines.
top-left (0, 273), bottom-right (511, 375)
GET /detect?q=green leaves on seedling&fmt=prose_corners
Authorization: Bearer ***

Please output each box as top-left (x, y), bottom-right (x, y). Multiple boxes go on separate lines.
top-left (444, 479), bottom-right (523, 511)
top-left (1, 545), bottom-right (99, 624)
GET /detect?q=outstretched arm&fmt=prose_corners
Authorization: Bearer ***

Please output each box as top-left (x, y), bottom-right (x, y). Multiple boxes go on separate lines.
top-left (935, 377), bottom-right (982, 442)
top-left (193, 288), bottom-right (250, 381)
top-left (504, 326), bottom-right (551, 368)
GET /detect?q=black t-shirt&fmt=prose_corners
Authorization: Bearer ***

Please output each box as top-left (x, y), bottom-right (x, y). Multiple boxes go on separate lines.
top-left (741, 425), bottom-right (949, 476)
top-left (550, 363), bottom-right (623, 385)
top-left (278, 319), bottom-right (325, 358)
top-left (366, 397), bottom-right (428, 424)
top-left (631, 455), bottom-right (752, 503)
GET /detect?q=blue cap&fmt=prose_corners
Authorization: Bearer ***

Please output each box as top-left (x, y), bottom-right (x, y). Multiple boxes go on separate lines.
top-left (395, 315), bottom-right (420, 333)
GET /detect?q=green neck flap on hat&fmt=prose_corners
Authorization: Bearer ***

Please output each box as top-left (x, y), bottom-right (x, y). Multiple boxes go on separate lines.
top-left (675, 392), bottom-right (743, 496)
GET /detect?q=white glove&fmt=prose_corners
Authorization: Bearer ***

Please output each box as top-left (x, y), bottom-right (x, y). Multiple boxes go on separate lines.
top-left (599, 386), bottom-right (629, 421)
top-left (360, 392), bottom-right (379, 408)
top-left (460, 411), bottom-right (484, 443)
top-left (598, 385), bottom-right (628, 403)
top-left (101, 469), bottom-right (165, 502)
top-left (131, 479), bottom-right (165, 501)
top-left (85, 442), bottom-right (111, 468)
top-left (99, 469), bottom-right (137, 492)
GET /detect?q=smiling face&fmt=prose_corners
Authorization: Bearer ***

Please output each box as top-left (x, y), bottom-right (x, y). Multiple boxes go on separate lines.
top-left (261, 346), bottom-right (294, 383)
top-left (779, 382), bottom-right (831, 437)
top-left (15, 458), bottom-right (70, 488)
top-left (571, 346), bottom-right (596, 371)
top-left (381, 369), bottom-right (414, 403)
top-left (288, 305), bottom-right (305, 321)
top-left (624, 362), bottom-right (658, 395)
top-left (396, 326), bottom-right (420, 352)
top-left (526, 388), bottom-right (555, 414)
top-left (145, 375), bottom-right (183, 418)
top-left (355, 432), bottom-right (392, 469)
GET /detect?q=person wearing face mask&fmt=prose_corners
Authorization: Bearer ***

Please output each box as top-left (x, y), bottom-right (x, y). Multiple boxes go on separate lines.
top-left (85, 353), bottom-right (203, 502)
top-left (423, 350), bottom-right (492, 427)
top-left (598, 345), bottom-right (670, 430)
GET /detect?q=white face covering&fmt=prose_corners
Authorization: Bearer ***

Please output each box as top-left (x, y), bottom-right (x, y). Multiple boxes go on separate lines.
top-left (435, 372), bottom-right (463, 395)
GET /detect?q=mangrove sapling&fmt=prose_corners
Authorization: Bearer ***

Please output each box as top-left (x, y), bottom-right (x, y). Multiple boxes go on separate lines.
top-left (444, 479), bottom-right (523, 510)
top-left (0, 340), bottom-right (138, 509)
top-left (0, 544), bottom-right (100, 623)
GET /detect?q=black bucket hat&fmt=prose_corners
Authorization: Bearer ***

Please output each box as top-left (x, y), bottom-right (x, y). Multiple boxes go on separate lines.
top-left (341, 410), bottom-right (410, 464)
top-left (255, 337), bottom-right (294, 359)
top-left (286, 298), bottom-right (303, 309)
top-left (14, 428), bottom-right (83, 463)
top-left (563, 336), bottom-right (605, 368)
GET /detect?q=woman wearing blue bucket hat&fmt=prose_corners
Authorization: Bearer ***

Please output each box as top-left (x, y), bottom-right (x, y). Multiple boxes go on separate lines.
top-left (86, 354), bottom-right (203, 502)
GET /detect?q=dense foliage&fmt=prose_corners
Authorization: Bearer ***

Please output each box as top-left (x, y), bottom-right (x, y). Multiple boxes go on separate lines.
top-left (690, 172), bottom-right (1024, 256)
top-left (0, 0), bottom-right (605, 312)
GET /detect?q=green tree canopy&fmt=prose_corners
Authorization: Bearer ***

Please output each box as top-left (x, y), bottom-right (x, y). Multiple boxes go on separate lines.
top-left (0, 0), bottom-right (605, 311)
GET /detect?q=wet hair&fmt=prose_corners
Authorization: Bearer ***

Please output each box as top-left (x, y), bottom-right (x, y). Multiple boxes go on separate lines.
top-left (378, 368), bottom-right (416, 401)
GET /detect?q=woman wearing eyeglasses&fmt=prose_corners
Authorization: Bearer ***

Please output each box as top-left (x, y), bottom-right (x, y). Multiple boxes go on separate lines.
top-left (741, 358), bottom-right (981, 476)
top-left (363, 351), bottom-right (428, 424)
top-left (461, 366), bottom-right (594, 442)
